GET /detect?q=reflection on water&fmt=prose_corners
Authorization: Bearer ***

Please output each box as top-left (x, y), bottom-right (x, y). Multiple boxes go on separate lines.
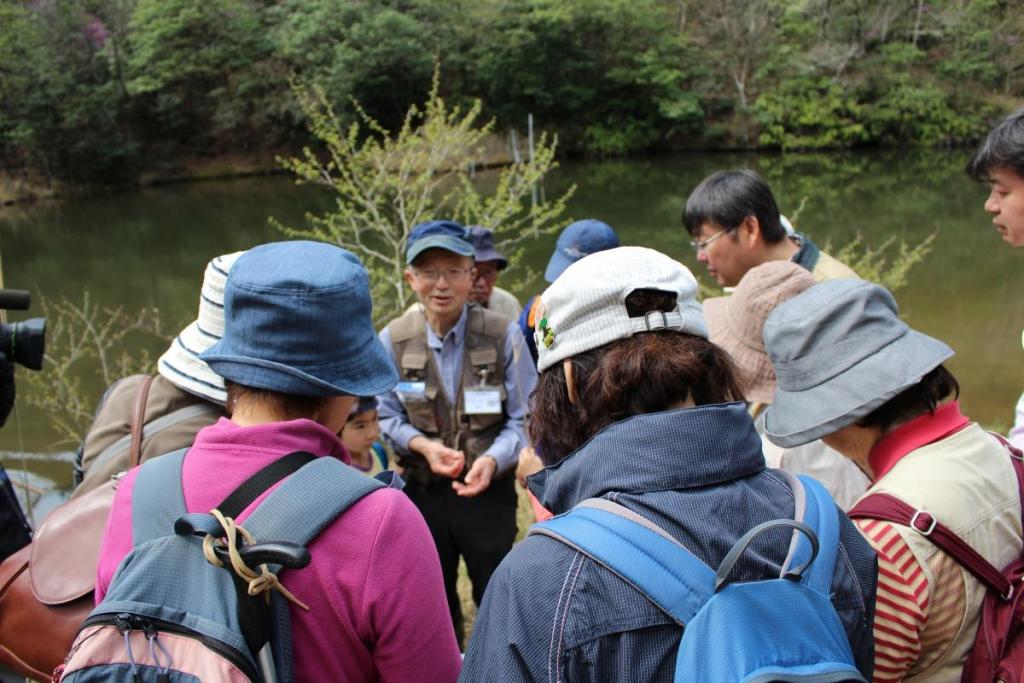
top-left (2, 149), bottom-right (1023, 515)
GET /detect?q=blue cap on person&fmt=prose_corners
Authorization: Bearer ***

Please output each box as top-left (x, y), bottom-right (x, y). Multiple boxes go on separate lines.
top-left (466, 226), bottom-right (508, 270)
top-left (544, 219), bottom-right (620, 282)
top-left (200, 240), bottom-right (399, 397)
top-left (406, 220), bottom-right (475, 265)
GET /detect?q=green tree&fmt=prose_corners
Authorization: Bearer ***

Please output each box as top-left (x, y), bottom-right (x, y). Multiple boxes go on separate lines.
top-left (125, 0), bottom-right (277, 153)
top-left (270, 0), bottom-right (435, 133)
top-left (472, 0), bottom-right (701, 155)
top-left (0, 0), bottom-right (139, 181)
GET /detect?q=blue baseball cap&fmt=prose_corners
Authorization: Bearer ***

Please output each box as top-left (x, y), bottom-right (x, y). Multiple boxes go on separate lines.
top-left (466, 226), bottom-right (508, 269)
top-left (545, 219), bottom-right (620, 282)
top-left (200, 241), bottom-right (399, 397)
top-left (406, 220), bottom-right (475, 265)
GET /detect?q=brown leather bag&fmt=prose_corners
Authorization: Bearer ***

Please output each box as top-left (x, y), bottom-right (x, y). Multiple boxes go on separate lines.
top-left (0, 375), bottom-right (153, 680)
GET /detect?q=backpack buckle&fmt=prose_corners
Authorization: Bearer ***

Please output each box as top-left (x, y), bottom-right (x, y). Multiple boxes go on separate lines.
top-left (910, 510), bottom-right (937, 536)
top-left (1002, 584), bottom-right (1015, 602)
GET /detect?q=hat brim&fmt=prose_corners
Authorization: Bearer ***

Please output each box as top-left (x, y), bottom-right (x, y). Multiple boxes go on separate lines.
top-left (475, 247), bottom-right (508, 270)
top-left (201, 336), bottom-right (399, 398)
top-left (704, 297), bottom-right (776, 405)
top-left (544, 249), bottom-right (573, 283)
top-left (407, 235), bottom-right (475, 264)
top-left (157, 321), bottom-right (226, 404)
top-left (763, 329), bottom-right (954, 448)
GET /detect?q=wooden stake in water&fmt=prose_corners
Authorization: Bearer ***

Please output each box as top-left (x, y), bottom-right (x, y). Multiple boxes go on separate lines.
top-left (528, 113), bottom-right (537, 208)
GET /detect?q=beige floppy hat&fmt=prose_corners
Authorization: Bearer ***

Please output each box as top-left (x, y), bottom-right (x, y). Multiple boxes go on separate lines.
top-left (704, 261), bottom-right (816, 404)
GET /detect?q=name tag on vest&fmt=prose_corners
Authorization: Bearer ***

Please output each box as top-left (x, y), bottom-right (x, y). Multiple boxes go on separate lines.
top-left (464, 388), bottom-right (502, 415)
top-left (396, 381), bottom-right (427, 402)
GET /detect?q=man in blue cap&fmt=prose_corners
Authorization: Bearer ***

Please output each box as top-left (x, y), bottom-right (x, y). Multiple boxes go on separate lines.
top-left (377, 220), bottom-right (537, 645)
top-left (466, 226), bottom-right (522, 322)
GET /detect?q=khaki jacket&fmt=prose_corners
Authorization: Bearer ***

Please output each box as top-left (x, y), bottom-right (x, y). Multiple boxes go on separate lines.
top-left (73, 374), bottom-right (221, 498)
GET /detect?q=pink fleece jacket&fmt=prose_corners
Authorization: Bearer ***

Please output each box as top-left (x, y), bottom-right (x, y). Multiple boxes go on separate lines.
top-left (96, 417), bottom-right (462, 682)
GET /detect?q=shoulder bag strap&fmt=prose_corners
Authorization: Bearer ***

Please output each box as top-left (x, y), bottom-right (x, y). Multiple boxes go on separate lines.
top-left (128, 375), bottom-right (155, 468)
top-left (849, 434), bottom-right (1024, 598)
top-left (528, 498), bottom-right (715, 625)
top-left (849, 493), bottom-right (1012, 598)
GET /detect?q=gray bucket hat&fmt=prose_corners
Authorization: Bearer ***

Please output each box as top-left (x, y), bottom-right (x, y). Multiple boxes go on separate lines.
top-left (762, 279), bottom-right (954, 448)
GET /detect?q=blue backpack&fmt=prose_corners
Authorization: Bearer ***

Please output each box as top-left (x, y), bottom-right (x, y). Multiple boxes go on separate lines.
top-left (530, 473), bottom-right (866, 682)
top-left (58, 448), bottom-right (394, 683)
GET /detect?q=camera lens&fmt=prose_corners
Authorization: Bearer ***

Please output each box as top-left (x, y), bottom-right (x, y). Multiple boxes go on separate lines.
top-left (0, 318), bottom-right (46, 370)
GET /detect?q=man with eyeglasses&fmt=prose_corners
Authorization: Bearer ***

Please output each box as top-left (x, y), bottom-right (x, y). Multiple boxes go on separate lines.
top-left (466, 226), bottom-right (522, 322)
top-left (377, 220), bottom-right (537, 646)
top-left (683, 169), bottom-right (856, 288)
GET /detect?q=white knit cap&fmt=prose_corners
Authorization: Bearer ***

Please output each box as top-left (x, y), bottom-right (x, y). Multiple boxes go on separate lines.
top-left (157, 251), bottom-right (244, 404)
top-left (535, 246), bottom-right (708, 373)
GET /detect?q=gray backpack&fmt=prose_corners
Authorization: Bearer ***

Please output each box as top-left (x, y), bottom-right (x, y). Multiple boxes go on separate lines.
top-left (58, 448), bottom-right (390, 682)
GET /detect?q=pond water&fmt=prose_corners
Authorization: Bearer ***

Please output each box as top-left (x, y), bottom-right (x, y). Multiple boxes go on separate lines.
top-left (1, 149), bottom-right (1021, 516)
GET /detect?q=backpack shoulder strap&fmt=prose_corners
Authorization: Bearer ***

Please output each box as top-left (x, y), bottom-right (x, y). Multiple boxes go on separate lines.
top-left (528, 498), bottom-right (715, 625)
top-left (792, 474), bottom-right (842, 596)
top-left (131, 447), bottom-right (189, 545)
top-left (238, 457), bottom-right (384, 683)
top-left (241, 456), bottom-right (385, 546)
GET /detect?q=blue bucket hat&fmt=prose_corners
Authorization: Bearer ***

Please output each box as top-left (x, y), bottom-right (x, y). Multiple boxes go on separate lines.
top-left (348, 395), bottom-right (379, 418)
top-left (545, 219), bottom-right (620, 282)
top-left (406, 220), bottom-right (475, 265)
top-left (466, 226), bottom-right (508, 270)
top-left (762, 279), bottom-right (954, 448)
top-left (200, 241), bottom-right (399, 397)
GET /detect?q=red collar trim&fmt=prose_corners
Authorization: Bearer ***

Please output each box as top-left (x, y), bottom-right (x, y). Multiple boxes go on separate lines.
top-left (868, 401), bottom-right (970, 480)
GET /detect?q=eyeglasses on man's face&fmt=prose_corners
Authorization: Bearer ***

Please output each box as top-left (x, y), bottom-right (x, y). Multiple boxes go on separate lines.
top-left (689, 226), bottom-right (736, 253)
top-left (412, 266), bottom-right (475, 284)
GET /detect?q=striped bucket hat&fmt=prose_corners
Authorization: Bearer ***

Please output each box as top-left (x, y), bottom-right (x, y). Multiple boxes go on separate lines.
top-left (157, 251), bottom-right (244, 404)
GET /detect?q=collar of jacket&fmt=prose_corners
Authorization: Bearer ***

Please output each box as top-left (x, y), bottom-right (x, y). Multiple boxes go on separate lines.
top-left (528, 401), bottom-right (765, 514)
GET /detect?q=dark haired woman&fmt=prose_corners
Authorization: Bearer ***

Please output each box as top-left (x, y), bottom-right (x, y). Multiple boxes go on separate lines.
top-left (96, 241), bottom-right (461, 682)
top-left (459, 247), bottom-right (876, 682)
top-left (762, 278), bottom-right (1024, 682)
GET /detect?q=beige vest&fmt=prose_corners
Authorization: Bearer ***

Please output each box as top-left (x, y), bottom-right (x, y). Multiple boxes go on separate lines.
top-left (811, 250), bottom-right (858, 282)
top-left (864, 424), bottom-right (1023, 682)
top-left (387, 306), bottom-right (508, 484)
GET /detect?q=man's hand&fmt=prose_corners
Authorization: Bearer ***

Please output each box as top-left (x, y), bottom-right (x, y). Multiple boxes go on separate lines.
top-left (515, 447), bottom-right (543, 488)
top-left (453, 456), bottom-right (496, 497)
top-left (410, 436), bottom-right (465, 479)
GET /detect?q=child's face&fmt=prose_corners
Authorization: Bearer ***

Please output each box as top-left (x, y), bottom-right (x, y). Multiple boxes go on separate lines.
top-left (341, 409), bottom-right (380, 457)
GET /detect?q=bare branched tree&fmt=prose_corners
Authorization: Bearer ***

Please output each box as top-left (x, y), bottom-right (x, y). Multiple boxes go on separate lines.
top-left (274, 68), bottom-right (576, 325)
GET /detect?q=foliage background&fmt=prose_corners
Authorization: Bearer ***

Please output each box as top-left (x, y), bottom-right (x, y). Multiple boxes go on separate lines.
top-left (2, 0), bottom-right (1023, 184)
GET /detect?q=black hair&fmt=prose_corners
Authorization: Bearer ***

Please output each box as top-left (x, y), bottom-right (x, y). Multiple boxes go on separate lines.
top-left (857, 365), bottom-right (960, 434)
top-left (966, 108), bottom-right (1024, 181)
top-left (225, 381), bottom-right (330, 421)
top-left (682, 169), bottom-right (786, 243)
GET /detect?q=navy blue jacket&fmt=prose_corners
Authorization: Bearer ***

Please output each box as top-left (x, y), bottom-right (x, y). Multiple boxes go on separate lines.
top-left (460, 402), bottom-right (877, 682)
